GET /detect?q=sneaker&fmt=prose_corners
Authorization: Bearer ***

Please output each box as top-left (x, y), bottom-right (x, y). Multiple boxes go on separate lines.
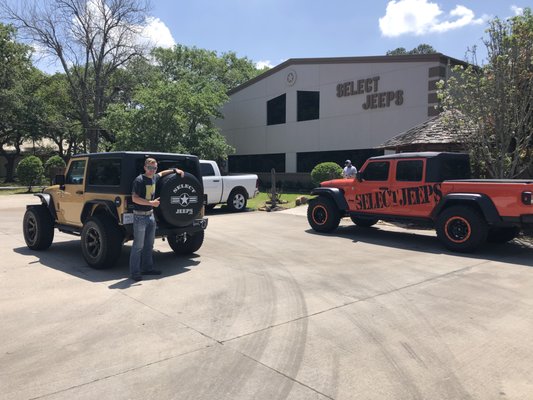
top-left (142, 269), bottom-right (162, 275)
top-left (131, 275), bottom-right (143, 282)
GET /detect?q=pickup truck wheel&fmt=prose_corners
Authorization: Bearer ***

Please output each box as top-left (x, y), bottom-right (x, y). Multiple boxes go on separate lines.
top-left (168, 230), bottom-right (204, 255)
top-left (227, 189), bottom-right (247, 212)
top-left (436, 206), bottom-right (488, 252)
top-left (307, 197), bottom-right (341, 232)
top-left (81, 215), bottom-right (123, 269)
top-left (350, 216), bottom-right (379, 228)
top-left (487, 227), bottom-right (520, 243)
top-left (23, 205), bottom-right (54, 250)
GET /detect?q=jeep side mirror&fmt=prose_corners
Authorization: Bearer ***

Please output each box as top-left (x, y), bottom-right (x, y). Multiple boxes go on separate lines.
top-left (54, 174), bottom-right (65, 186)
top-left (356, 171), bottom-right (363, 182)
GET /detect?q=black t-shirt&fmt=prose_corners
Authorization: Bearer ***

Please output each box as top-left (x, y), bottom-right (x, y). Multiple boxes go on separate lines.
top-left (132, 174), bottom-right (160, 211)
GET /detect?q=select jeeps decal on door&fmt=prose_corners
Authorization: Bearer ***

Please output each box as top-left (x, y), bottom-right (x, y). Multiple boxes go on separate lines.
top-left (171, 184), bottom-right (199, 215)
top-left (355, 183), bottom-right (442, 211)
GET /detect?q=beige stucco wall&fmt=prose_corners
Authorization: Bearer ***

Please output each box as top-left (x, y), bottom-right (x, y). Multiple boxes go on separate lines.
top-left (217, 57), bottom-right (446, 173)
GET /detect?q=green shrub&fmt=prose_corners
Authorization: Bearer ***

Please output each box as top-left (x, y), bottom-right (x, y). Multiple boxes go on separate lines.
top-left (16, 156), bottom-right (45, 191)
top-left (44, 155), bottom-right (66, 183)
top-left (311, 162), bottom-right (343, 186)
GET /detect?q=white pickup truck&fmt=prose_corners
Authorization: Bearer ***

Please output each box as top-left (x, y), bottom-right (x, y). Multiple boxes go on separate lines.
top-left (200, 160), bottom-right (259, 212)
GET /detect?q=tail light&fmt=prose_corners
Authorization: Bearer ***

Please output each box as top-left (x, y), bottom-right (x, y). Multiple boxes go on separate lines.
top-left (522, 191), bottom-right (532, 205)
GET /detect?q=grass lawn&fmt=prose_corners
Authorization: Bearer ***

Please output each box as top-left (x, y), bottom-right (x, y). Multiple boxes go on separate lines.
top-left (247, 191), bottom-right (311, 210)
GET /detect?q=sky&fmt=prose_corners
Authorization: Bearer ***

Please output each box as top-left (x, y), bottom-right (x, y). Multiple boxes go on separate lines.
top-left (2, 0), bottom-right (529, 71)
top-left (144, 0), bottom-right (529, 67)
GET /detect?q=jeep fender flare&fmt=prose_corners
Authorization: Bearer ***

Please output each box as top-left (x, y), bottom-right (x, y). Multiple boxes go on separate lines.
top-left (310, 187), bottom-right (348, 212)
top-left (32, 193), bottom-right (57, 220)
top-left (81, 200), bottom-right (119, 223)
top-left (431, 193), bottom-right (501, 224)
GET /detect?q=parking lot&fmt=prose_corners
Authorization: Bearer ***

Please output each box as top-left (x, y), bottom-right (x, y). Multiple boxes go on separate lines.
top-left (1, 194), bottom-right (533, 400)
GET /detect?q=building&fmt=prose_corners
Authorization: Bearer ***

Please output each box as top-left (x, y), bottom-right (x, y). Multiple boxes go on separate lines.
top-left (216, 54), bottom-right (466, 182)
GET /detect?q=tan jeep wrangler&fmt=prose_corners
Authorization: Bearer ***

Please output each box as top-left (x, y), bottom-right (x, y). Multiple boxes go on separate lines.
top-left (22, 152), bottom-right (208, 268)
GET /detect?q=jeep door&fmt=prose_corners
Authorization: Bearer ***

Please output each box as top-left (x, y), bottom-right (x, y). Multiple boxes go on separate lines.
top-left (60, 158), bottom-right (87, 226)
top-left (350, 160), bottom-right (393, 215)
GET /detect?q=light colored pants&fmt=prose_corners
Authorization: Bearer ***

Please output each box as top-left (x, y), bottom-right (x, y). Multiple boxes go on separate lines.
top-left (129, 214), bottom-right (156, 277)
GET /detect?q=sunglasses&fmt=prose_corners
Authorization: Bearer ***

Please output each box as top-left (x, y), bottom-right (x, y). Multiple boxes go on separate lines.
top-left (146, 165), bottom-right (157, 171)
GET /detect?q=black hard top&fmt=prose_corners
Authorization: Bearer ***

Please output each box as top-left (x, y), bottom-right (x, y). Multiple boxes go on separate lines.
top-left (369, 152), bottom-right (468, 161)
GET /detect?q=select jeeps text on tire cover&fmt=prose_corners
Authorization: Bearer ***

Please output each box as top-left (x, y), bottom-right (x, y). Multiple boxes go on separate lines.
top-left (22, 152), bottom-right (208, 269)
top-left (307, 152), bottom-right (533, 252)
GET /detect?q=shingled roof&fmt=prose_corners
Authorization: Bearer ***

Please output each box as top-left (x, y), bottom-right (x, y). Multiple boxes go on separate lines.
top-left (380, 111), bottom-right (471, 152)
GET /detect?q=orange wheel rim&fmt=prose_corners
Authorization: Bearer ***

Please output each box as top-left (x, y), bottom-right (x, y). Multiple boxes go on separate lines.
top-left (444, 216), bottom-right (471, 243)
top-left (312, 205), bottom-right (328, 225)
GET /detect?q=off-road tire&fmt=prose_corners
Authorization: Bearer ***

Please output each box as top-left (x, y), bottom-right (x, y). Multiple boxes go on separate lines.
top-left (156, 172), bottom-right (203, 227)
top-left (307, 197), bottom-right (341, 232)
top-left (227, 188), bottom-right (247, 212)
top-left (487, 227), bottom-right (520, 243)
top-left (167, 230), bottom-right (205, 255)
top-left (436, 205), bottom-right (488, 252)
top-left (81, 215), bottom-right (123, 269)
top-left (350, 216), bottom-right (379, 228)
top-left (23, 205), bottom-right (54, 250)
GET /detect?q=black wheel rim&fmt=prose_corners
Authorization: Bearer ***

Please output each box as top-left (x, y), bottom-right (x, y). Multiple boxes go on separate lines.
top-left (86, 227), bottom-right (102, 258)
top-left (312, 205), bottom-right (328, 225)
top-left (445, 216), bottom-right (471, 243)
top-left (26, 214), bottom-right (37, 243)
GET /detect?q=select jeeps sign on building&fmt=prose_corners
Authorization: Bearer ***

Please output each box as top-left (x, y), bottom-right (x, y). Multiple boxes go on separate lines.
top-left (215, 54), bottom-right (466, 175)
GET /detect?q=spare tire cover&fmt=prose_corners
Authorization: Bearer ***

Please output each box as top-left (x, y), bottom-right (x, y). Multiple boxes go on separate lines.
top-left (156, 172), bottom-right (203, 227)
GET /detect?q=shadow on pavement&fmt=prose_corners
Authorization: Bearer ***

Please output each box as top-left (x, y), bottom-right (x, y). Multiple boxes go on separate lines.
top-left (306, 224), bottom-right (533, 268)
top-left (13, 240), bottom-right (200, 286)
top-left (205, 205), bottom-right (255, 215)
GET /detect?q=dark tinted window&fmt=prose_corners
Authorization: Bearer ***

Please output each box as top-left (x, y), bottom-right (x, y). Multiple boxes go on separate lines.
top-left (297, 91), bottom-right (320, 121)
top-left (396, 160), bottom-right (423, 182)
top-left (229, 153), bottom-right (285, 173)
top-left (267, 94), bottom-right (286, 125)
top-left (87, 158), bottom-right (121, 186)
top-left (201, 162), bottom-right (215, 176)
top-left (66, 160), bottom-right (86, 185)
top-left (363, 161), bottom-right (390, 181)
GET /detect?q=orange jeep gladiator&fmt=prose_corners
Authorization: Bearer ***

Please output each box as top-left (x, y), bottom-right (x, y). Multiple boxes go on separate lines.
top-left (307, 152), bottom-right (533, 252)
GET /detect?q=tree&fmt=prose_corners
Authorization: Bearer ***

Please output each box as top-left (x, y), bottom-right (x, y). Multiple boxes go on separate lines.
top-left (36, 73), bottom-right (84, 158)
top-left (386, 44), bottom-right (437, 55)
top-left (0, 22), bottom-right (42, 182)
top-left (438, 9), bottom-right (533, 178)
top-left (104, 45), bottom-right (263, 160)
top-left (16, 155), bottom-right (44, 191)
top-left (1, 0), bottom-right (152, 153)
top-left (311, 162), bottom-right (343, 185)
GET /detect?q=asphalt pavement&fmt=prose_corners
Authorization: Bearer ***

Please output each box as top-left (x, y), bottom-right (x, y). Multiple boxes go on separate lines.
top-left (1, 194), bottom-right (533, 400)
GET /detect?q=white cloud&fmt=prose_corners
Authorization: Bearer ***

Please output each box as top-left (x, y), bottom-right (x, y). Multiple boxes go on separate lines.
top-left (379, 0), bottom-right (484, 37)
top-left (511, 5), bottom-right (524, 16)
top-left (139, 17), bottom-right (176, 49)
top-left (255, 60), bottom-right (274, 69)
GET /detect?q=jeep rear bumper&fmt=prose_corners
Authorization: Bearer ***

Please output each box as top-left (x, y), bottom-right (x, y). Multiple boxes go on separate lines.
top-left (123, 218), bottom-right (208, 241)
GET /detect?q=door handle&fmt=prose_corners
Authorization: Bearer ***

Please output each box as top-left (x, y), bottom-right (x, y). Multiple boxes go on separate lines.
top-left (76, 190), bottom-right (84, 195)
top-left (379, 187), bottom-right (388, 191)
top-left (213, 180), bottom-right (220, 182)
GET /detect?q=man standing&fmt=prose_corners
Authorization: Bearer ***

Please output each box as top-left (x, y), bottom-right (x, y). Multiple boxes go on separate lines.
top-left (130, 158), bottom-right (184, 281)
top-left (343, 159), bottom-right (357, 179)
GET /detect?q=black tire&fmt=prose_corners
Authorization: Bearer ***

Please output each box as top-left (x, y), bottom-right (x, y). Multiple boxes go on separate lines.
top-left (487, 227), bottom-right (520, 243)
top-left (81, 215), bottom-right (123, 269)
top-left (436, 206), bottom-right (488, 252)
top-left (307, 197), bottom-right (341, 232)
top-left (156, 172), bottom-right (204, 227)
top-left (23, 205), bottom-right (54, 250)
top-left (350, 216), bottom-right (379, 228)
top-left (226, 188), bottom-right (247, 212)
top-left (168, 230), bottom-right (205, 255)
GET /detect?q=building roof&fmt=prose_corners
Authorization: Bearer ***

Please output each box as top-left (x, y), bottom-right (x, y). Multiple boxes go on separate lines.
top-left (229, 53), bottom-right (468, 95)
top-left (379, 111), bottom-right (472, 149)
